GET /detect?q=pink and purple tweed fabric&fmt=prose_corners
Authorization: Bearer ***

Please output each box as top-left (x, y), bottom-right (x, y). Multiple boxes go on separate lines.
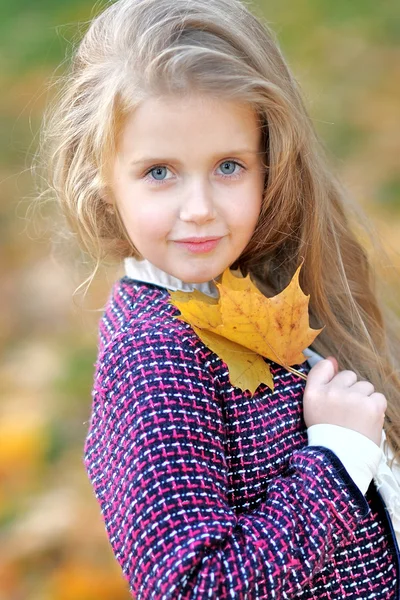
top-left (84, 277), bottom-right (399, 598)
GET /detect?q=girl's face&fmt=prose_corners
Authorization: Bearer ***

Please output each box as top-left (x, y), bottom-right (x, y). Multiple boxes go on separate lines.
top-left (109, 94), bottom-right (265, 283)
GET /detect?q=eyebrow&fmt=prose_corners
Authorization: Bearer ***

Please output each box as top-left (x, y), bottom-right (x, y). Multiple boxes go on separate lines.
top-left (129, 149), bottom-right (261, 167)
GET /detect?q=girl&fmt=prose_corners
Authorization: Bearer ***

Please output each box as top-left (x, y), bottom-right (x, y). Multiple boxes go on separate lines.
top-left (37, 0), bottom-right (400, 597)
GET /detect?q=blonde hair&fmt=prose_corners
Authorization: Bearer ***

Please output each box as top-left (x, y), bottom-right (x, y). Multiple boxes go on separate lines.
top-left (36, 0), bottom-right (400, 457)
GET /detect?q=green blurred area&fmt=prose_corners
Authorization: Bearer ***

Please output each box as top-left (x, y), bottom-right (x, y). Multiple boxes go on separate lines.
top-left (1, 1), bottom-right (399, 598)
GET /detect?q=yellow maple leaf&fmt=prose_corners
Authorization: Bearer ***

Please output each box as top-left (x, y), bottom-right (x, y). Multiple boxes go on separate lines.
top-left (168, 264), bottom-right (323, 395)
top-left (191, 326), bottom-right (274, 394)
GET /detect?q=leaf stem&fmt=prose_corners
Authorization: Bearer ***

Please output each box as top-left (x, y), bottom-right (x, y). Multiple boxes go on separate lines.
top-left (284, 365), bottom-right (308, 381)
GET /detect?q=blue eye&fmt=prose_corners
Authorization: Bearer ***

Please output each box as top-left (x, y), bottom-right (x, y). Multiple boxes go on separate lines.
top-left (149, 166), bottom-right (168, 180)
top-left (218, 161), bottom-right (245, 179)
top-left (220, 161), bottom-right (237, 175)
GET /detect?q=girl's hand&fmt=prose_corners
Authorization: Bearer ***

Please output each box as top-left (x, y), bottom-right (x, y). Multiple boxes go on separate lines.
top-left (303, 356), bottom-right (386, 446)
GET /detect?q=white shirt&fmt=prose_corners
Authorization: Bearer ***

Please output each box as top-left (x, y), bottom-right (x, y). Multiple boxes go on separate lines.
top-left (125, 256), bottom-right (400, 543)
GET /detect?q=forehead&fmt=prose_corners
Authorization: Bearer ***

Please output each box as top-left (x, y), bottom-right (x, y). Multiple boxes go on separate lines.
top-left (118, 94), bottom-right (262, 156)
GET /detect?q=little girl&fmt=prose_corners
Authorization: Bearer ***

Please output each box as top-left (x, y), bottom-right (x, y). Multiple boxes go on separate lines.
top-left (38, 0), bottom-right (400, 597)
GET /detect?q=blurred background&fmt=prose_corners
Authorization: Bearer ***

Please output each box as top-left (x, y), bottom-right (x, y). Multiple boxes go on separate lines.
top-left (0, 0), bottom-right (399, 598)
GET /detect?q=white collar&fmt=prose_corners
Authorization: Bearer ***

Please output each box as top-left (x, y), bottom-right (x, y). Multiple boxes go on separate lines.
top-left (124, 257), bottom-right (220, 297)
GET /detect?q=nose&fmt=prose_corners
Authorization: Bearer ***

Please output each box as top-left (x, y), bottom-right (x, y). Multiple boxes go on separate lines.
top-left (179, 179), bottom-right (217, 224)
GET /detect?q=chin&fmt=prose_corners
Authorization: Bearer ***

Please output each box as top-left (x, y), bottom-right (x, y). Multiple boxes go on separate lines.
top-left (181, 275), bottom-right (212, 284)
top-left (178, 269), bottom-right (217, 284)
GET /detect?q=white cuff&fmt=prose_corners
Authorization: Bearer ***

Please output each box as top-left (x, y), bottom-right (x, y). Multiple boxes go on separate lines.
top-left (307, 424), bottom-right (383, 495)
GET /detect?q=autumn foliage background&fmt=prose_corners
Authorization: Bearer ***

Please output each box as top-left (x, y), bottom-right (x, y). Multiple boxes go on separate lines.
top-left (1, 1), bottom-right (399, 598)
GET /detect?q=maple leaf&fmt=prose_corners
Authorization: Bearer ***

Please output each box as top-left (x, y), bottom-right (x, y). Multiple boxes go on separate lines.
top-left (168, 264), bottom-right (323, 395)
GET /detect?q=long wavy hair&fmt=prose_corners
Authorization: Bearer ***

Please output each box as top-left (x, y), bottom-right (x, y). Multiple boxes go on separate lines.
top-left (35, 0), bottom-right (400, 458)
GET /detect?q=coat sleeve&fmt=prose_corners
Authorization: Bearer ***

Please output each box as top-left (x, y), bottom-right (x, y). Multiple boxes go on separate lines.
top-left (83, 325), bottom-right (370, 600)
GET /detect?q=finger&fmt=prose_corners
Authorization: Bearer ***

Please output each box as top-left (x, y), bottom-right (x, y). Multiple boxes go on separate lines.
top-left (326, 356), bottom-right (339, 376)
top-left (369, 392), bottom-right (387, 415)
top-left (306, 358), bottom-right (336, 386)
top-left (349, 380), bottom-right (375, 396)
top-left (329, 369), bottom-right (358, 388)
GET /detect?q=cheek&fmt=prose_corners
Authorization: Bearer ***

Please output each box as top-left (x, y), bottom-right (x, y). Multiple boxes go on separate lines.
top-left (120, 201), bottom-right (171, 239)
top-left (229, 190), bottom-right (262, 231)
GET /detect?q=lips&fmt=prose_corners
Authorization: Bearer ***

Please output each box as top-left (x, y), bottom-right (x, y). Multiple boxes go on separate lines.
top-left (174, 237), bottom-right (222, 254)
top-left (176, 236), bottom-right (222, 243)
